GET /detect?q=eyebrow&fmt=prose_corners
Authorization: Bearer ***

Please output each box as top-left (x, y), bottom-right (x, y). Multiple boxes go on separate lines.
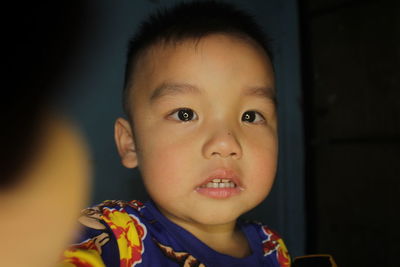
top-left (243, 86), bottom-right (276, 103)
top-left (150, 82), bottom-right (276, 103)
top-left (150, 82), bottom-right (201, 102)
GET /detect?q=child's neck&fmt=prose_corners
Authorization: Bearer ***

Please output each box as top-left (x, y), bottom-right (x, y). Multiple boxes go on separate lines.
top-left (172, 218), bottom-right (251, 258)
top-left (197, 224), bottom-right (251, 258)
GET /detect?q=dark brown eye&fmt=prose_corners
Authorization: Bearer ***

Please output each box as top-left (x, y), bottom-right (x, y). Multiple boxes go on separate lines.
top-left (178, 109), bottom-right (193, 121)
top-left (170, 108), bottom-right (198, 122)
top-left (242, 111), bottom-right (264, 123)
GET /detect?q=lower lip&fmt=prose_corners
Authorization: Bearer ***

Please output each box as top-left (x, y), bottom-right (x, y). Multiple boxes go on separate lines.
top-left (195, 187), bottom-right (242, 199)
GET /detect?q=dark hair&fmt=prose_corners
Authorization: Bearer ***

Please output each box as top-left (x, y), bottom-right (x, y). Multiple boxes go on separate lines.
top-left (1, 2), bottom-right (88, 188)
top-left (122, 0), bottom-right (273, 117)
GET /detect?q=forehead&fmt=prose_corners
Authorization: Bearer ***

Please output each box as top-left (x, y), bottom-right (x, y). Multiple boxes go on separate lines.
top-left (130, 34), bottom-right (275, 103)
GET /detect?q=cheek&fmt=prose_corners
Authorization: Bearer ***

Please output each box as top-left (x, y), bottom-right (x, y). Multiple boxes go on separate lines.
top-left (137, 132), bottom-right (198, 194)
top-left (251, 151), bottom-right (277, 183)
top-left (245, 133), bottom-right (278, 188)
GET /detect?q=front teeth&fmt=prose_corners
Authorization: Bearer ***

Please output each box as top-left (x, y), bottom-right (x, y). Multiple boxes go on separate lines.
top-left (200, 178), bottom-right (236, 188)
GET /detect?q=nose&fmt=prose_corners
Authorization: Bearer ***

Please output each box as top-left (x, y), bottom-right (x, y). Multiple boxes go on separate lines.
top-left (202, 129), bottom-right (242, 159)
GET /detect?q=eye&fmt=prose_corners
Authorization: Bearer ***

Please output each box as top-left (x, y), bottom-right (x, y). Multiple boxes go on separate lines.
top-left (169, 108), bottom-right (198, 122)
top-left (242, 110), bottom-right (265, 123)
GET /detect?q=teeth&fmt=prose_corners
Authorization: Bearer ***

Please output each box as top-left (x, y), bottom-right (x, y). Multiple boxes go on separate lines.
top-left (212, 179), bottom-right (221, 183)
top-left (200, 181), bottom-right (236, 188)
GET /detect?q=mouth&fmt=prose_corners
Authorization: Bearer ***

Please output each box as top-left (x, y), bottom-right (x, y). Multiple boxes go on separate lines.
top-left (198, 178), bottom-right (237, 189)
top-left (195, 169), bottom-right (243, 199)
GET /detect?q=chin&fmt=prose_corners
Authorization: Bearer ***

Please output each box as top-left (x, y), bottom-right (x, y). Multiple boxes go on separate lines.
top-left (187, 207), bottom-right (245, 226)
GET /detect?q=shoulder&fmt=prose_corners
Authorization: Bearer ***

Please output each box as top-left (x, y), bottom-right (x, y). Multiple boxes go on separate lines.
top-left (85, 200), bottom-right (149, 263)
top-left (79, 199), bottom-right (146, 229)
top-left (61, 200), bottom-right (148, 267)
top-left (247, 221), bottom-right (291, 267)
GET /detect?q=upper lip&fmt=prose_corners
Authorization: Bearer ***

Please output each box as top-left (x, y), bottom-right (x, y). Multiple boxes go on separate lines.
top-left (197, 168), bottom-right (241, 188)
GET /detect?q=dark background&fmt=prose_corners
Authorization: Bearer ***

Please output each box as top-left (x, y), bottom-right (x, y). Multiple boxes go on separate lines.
top-left (59, 0), bottom-right (399, 266)
top-left (300, 0), bottom-right (400, 266)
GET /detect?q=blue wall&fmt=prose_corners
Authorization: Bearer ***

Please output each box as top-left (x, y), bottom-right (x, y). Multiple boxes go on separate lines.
top-left (63, 0), bottom-right (305, 257)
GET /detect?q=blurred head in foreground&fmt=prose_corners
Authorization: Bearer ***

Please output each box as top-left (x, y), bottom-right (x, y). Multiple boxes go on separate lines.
top-left (0, 2), bottom-right (91, 266)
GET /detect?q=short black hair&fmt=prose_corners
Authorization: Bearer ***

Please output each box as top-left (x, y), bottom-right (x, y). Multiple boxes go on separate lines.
top-left (122, 0), bottom-right (273, 117)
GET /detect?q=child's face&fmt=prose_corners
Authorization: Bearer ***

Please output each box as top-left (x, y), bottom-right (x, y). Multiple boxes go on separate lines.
top-left (117, 34), bottom-right (277, 228)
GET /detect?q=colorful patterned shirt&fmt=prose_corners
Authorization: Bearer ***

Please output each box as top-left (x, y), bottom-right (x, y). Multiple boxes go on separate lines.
top-left (60, 200), bottom-right (291, 267)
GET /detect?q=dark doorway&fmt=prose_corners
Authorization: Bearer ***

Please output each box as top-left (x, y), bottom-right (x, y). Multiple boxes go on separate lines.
top-left (300, 0), bottom-right (400, 266)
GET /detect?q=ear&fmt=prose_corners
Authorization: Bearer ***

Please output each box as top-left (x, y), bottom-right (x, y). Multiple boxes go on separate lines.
top-left (114, 118), bottom-right (138, 169)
